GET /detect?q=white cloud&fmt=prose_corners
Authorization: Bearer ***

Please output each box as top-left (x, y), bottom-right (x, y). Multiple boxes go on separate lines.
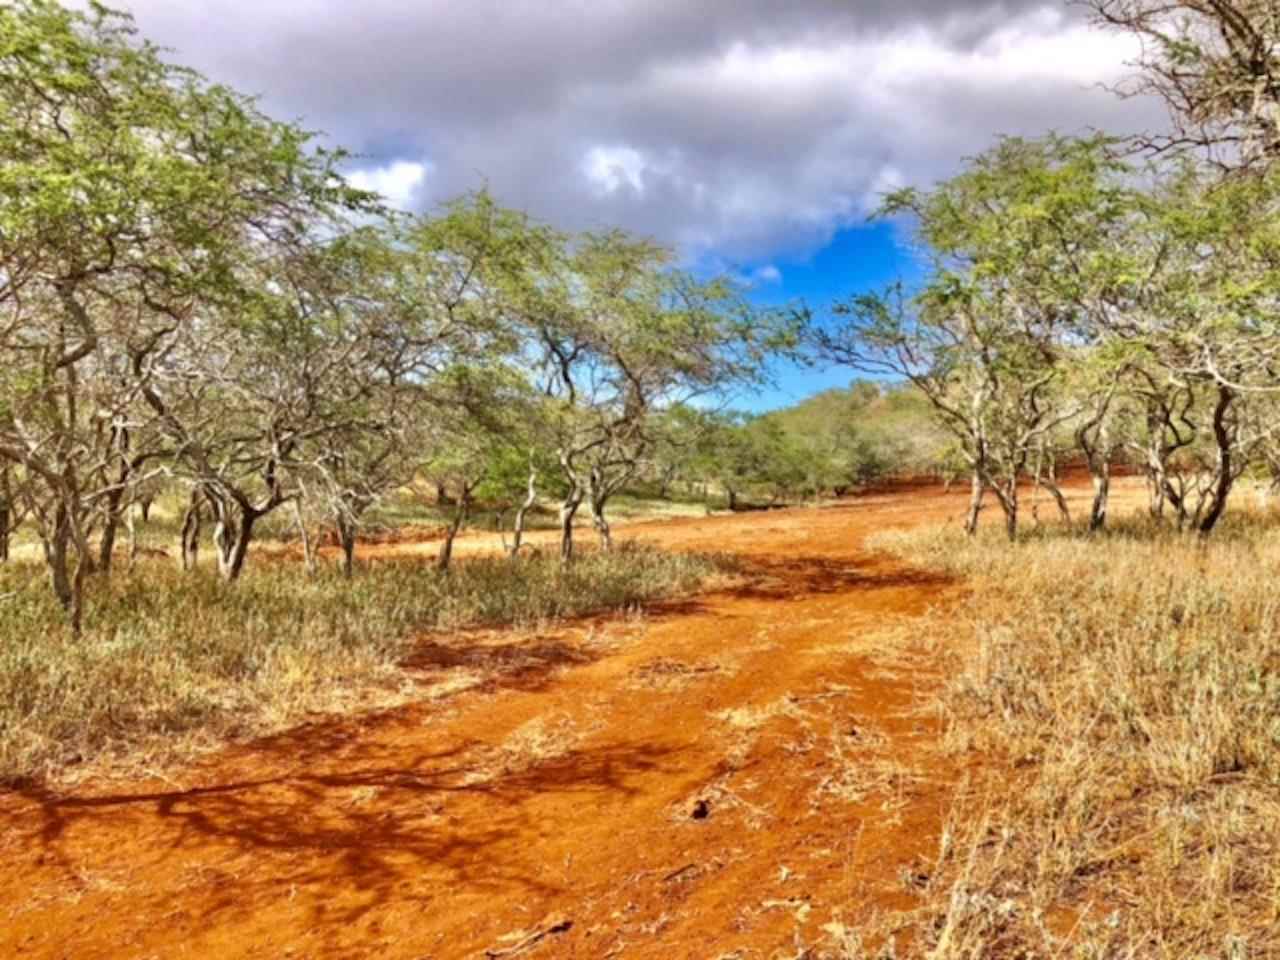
top-left (583, 145), bottom-right (648, 195)
top-left (119, 2), bottom-right (1163, 262)
top-left (347, 160), bottom-right (428, 211)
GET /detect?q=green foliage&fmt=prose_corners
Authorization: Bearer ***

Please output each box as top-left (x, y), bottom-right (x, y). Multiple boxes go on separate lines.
top-left (664, 381), bottom-right (943, 508)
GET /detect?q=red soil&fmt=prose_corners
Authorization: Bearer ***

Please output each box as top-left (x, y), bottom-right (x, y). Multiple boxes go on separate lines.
top-left (0, 485), bottom-right (982, 959)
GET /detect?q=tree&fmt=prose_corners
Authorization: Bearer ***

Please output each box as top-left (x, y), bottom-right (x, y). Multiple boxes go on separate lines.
top-left (813, 136), bottom-right (1146, 539)
top-left (1083, 0), bottom-right (1280, 168)
top-left (519, 229), bottom-right (770, 559)
top-left (418, 366), bottom-right (536, 571)
top-left (0, 0), bottom-right (372, 626)
top-left (287, 199), bottom-right (527, 577)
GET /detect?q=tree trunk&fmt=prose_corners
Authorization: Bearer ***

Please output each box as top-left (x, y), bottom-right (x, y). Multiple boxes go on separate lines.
top-left (963, 469), bottom-right (984, 536)
top-left (213, 500), bottom-right (258, 582)
top-left (587, 468), bottom-right (614, 551)
top-left (45, 508), bottom-right (74, 612)
top-left (1003, 498), bottom-right (1019, 542)
top-left (1037, 453), bottom-right (1071, 526)
top-left (180, 496), bottom-right (202, 570)
top-left (126, 503), bottom-right (139, 571)
top-left (435, 481), bottom-right (454, 506)
top-left (590, 495), bottom-right (612, 550)
top-left (726, 487), bottom-right (739, 512)
top-left (1043, 481), bottom-right (1072, 526)
top-left (336, 515), bottom-right (358, 578)
top-left (1089, 463), bottom-right (1111, 533)
top-left (992, 480), bottom-right (1019, 542)
top-left (0, 465), bottom-right (12, 563)
top-left (559, 489), bottom-right (583, 563)
top-left (1145, 465), bottom-right (1165, 520)
top-left (97, 485), bottom-right (126, 573)
top-left (139, 496), bottom-right (153, 524)
top-left (294, 499), bottom-right (316, 576)
top-left (69, 551), bottom-right (86, 636)
top-left (658, 468), bottom-right (675, 501)
top-left (507, 467), bottom-right (538, 557)
top-left (43, 505), bottom-right (86, 635)
top-left (437, 493), bottom-right (471, 572)
top-left (1198, 386), bottom-right (1236, 535)
top-left (180, 490), bottom-right (202, 572)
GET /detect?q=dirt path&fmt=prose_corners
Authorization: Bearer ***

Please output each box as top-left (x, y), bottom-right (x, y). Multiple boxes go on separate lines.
top-left (0, 486), bottom-right (975, 959)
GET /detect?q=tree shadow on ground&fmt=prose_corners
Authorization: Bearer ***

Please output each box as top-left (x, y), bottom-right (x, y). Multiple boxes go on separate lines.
top-left (10, 732), bottom-right (681, 947)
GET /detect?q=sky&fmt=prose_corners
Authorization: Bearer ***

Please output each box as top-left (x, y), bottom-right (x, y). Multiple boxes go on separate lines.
top-left (119, 0), bottom-right (1166, 410)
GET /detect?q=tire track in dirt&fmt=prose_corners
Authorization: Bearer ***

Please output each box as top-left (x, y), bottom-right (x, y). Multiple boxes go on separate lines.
top-left (0, 487), bottom-right (972, 959)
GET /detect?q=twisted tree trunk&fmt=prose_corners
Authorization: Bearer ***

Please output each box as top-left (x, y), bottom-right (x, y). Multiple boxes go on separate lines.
top-left (507, 466), bottom-right (538, 557)
top-left (1198, 385), bottom-right (1237, 535)
top-left (558, 487), bottom-right (584, 563)
top-left (179, 490), bottom-right (202, 572)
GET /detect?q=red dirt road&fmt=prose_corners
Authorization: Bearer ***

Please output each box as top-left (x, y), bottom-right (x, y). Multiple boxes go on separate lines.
top-left (0, 486), bottom-right (978, 959)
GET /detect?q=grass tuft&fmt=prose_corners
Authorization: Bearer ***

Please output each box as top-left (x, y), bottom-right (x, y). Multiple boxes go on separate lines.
top-left (0, 543), bottom-right (732, 785)
top-left (867, 513), bottom-right (1280, 957)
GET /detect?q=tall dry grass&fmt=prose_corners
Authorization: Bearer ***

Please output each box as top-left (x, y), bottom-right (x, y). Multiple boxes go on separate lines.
top-left (864, 513), bottom-right (1280, 958)
top-left (0, 543), bottom-right (730, 784)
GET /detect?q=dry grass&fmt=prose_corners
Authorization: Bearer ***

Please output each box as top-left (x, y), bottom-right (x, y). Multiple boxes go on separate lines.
top-left (860, 512), bottom-right (1280, 957)
top-left (0, 542), bottom-right (733, 785)
top-left (625, 656), bottom-right (729, 692)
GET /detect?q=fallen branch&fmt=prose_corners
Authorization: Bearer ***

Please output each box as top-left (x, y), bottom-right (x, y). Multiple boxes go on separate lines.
top-left (483, 915), bottom-right (573, 959)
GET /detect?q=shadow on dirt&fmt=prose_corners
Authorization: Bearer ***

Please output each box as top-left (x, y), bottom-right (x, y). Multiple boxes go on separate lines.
top-left (719, 554), bottom-right (951, 603)
top-left (12, 732), bottom-right (682, 940)
top-left (401, 633), bottom-right (600, 695)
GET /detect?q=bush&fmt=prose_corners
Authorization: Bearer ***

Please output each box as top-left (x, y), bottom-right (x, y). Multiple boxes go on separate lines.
top-left (0, 543), bottom-right (731, 784)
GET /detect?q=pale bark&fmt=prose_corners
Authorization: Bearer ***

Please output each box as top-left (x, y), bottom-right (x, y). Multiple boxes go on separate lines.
top-left (210, 494), bottom-right (263, 582)
top-left (1077, 408), bottom-right (1115, 533)
top-left (590, 495), bottom-right (613, 550)
top-left (1089, 465), bottom-right (1112, 533)
top-left (506, 466), bottom-right (538, 557)
top-left (990, 479), bottom-right (1020, 542)
top-left (963, 469), bottom-right (985, 537)
top-left (294, 499), bottom-right (317, 576)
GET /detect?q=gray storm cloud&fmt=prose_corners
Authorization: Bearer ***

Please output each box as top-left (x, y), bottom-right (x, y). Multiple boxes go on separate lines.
top-left (122, 0), bottom-right (1164, 262)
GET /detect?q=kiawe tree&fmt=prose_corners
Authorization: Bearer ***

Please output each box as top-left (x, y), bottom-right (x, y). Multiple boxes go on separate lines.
top-left (815, 137), bottom-right (1133, 538)
top-left (0, 0), bottom-right (372, 625)
top-left (520, 229), bottom-right (771, 559)
top-left (1083, 0), bottom-right (1280, 168)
